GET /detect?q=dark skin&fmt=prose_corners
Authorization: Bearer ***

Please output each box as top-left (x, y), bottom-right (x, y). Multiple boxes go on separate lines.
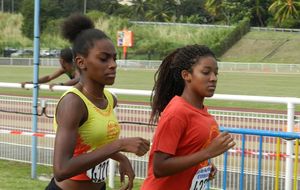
top-left (153, 56), bottom-right (235, 178)
top-left (53, 39), bottom-right (150, 190)
top-left (21, 58), bottom-right (80, 89)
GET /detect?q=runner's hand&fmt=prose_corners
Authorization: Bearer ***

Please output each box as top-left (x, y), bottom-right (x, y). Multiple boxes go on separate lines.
top-left (118, 155), bottom-right (135, 190)
top-left (119, 137), bottom-right (150, 156)
top-left (209, 163), bottom-right (217, 180)
top-left (49, 83), bottom-right (56, 91)
top-left (21, 82), bottom-right (29, 88)
top-left (205, 132), bottom-right (235, 158)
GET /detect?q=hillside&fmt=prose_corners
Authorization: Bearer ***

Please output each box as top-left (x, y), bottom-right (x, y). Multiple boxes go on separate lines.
top-left (1, 12), bottom-right (300, 64)
top-left (221, 30), bottom-right (300, 64)
top-left (0, 12), bottom-right (234, 60)
top-left (0, 13), bottom-right (31, 48)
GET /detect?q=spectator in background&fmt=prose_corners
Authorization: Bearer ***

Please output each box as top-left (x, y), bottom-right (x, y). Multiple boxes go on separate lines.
top-left (141, 44), bottom-right (236, 190)
top-left (21, 47), bottom-right (80, 90)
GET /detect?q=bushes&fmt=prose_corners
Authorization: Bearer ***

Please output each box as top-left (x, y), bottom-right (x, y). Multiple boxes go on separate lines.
top-left (211, 18), bottom-right (250, 56)
top-left (1, 11), bottom-right (247, 59)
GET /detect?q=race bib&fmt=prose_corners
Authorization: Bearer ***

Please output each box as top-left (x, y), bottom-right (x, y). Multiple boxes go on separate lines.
top-left (86, 159), bottom-right (109, 183)
top-left (189, 165), bottom-right (212, 190)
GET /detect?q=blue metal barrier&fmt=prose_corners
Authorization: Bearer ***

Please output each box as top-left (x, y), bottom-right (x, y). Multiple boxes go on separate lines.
top-left (219, 127), bottom-right (300, 190)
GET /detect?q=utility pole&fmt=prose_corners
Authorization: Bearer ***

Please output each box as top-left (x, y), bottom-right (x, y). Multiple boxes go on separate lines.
top-left (83, 0), bottom-right (86, 14)
top-left (1, 0), bottom-right (4, 12)
top-left (11, 0), bottom-right (14, 13)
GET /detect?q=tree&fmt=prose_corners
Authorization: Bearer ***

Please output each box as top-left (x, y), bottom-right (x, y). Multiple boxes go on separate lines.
top-left (175, 0), bottom-right (210, 23)
top-left (131, 0), bottom-right (149, 20)
top-left (103, 0), bottom-right (120, 15)
top-left (268, 0), bottom-right (300, 25)
top-left (145, 0), bottom-right (174, 22)
top-left (21, 0), bottom-right (63, 39)
top-left (205, 0), bottom-right (251, 25)
top-left (250, 0), bottom-right (269, 26)
top-left (205, 0), bottom-right (222, 17)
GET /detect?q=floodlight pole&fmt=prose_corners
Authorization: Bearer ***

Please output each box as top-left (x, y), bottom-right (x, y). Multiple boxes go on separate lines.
top-left (31, 0), bottom-right (40, 179)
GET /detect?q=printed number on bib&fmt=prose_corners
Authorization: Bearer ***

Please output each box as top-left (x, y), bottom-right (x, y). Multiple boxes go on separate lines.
top-left (189, 165), bottom-right (211, 190)
top-left (87, 159), bottom-right (109, 183)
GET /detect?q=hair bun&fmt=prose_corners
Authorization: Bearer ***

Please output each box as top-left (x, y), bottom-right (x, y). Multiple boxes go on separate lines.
top-left (61, 13), bottom-right (95, 43)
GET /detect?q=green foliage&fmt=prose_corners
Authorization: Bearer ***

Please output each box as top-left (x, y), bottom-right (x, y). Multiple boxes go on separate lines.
top-left (20, 0), bottom-right (34, 39)
top-left (178, 15), bottom-right (206, 23)
top-left (249, 0), bottom-right (273, 27)
top-left (0, 12), bottom-right (31, 51)
top-left (144, 0), bottom-right (174, 22)
top-left (268, 0), bottom-right (300, 26)
top-left (42, 18), bottom-right (64, 35)
top-left (279, 18), bottom-right (300, 28)
top-left (0, 11), bottom-right (237, 59)
top-left (20, 0), bottom-right (64, 39)
top-left (2, 0), bottom-right (300, 30)
top-left (86, 11), bottom-right (132, 48)
top-left (211, 18), bottom-right (250, 56)
top-left (205, 0), bottom-right (252, 25)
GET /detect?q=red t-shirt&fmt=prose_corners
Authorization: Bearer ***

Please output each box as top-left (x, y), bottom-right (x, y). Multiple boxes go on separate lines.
top-left (141, 96), bottom-right (220, 190)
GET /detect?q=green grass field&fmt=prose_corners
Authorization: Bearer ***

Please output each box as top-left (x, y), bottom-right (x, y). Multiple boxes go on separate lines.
top-left (0, 65), bottom-right (300, 111)
top-left (0, 160), bottom-right (143, 190)
top-left (221, 31), bottom-right (300, 63)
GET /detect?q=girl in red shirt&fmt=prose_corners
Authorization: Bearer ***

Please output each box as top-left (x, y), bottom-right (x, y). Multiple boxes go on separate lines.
top-left (141, 44), bottom-right (236, 190)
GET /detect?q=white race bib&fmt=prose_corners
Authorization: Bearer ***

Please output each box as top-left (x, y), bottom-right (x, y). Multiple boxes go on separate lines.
top-left (86, 159), bottom-right (109, 183)
top-left (189, 165), bottom-right (211, 190)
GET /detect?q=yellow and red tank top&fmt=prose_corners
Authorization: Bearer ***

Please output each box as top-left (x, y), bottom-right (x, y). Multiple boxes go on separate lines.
top-left (54, 87), bottom-right (120, 180)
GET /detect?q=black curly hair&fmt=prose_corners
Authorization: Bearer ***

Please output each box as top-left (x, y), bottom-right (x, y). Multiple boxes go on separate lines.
top-left (150, 44), bottom-right (216, 124)
top-left (61, 13), bottom-right (110, 59)
top-left (60, 47), bottom-right (73, 64)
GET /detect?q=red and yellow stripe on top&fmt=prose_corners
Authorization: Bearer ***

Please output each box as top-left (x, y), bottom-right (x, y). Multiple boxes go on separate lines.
top-left (54, 87), bottom-right (120, 180)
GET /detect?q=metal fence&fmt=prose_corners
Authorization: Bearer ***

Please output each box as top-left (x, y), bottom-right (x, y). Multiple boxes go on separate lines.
top-left (251, 27), bottom-right (300, 33)
top-left (0, 57), bottom-right (300, 73)
top-left (130, 21), bottom-right (300, 33)
top-left (0, 84), bottom-right (300, 190)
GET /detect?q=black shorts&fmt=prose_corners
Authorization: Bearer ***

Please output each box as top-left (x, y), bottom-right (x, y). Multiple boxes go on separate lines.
top-left (45, 178), bottom-right (62, 190)
top-left (45, 178), bottom-right (106, 190)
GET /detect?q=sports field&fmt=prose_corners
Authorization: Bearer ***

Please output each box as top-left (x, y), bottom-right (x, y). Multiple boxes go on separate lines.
top-left (0, 160), bottom-right (142, 190)
top-left (1, 65), bottom-right (299, 111)
top-left (1, 65), bottom-right (299, 190)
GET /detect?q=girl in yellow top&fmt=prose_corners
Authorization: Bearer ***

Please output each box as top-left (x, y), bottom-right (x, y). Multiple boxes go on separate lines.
top-left (45, 14), bottom-right (150, 190)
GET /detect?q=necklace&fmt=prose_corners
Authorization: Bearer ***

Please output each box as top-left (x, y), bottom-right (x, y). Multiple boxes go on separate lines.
top-left (79, 83), bottom-right (106, 100)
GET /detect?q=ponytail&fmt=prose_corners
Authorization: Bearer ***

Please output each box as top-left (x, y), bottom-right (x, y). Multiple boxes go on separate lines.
top-left (150, 48), bottom-right (184, 124)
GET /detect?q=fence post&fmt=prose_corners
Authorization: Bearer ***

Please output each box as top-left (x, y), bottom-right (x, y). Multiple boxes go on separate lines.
top-left (108, 94), bottom-right (118, 188)
top-left (108, 159), bottom-right (116, 188)
top-left (285, 102), bottom-right (295, 190)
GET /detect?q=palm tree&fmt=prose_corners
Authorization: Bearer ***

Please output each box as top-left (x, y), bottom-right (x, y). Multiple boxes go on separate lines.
top-left (205, 0), bottom-right (222, 17)
top-left (252, 0), bottom-right (266, 26)
top-left (104, 0), bottom-right (120, 15)
top-left (132, 0), bottom-right (148, 20)
top-left (145, 0), bottom-right (173, 22)
top-left (268, 0), bottom-right (300, 25)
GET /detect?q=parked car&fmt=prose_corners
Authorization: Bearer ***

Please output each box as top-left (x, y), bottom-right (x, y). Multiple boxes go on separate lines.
top-left (3, 48), bottom-right (18, 57)
top-left (10, 49), bottom-right (33, 57)
top-left (40, 50), bottom-right (50, 57)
